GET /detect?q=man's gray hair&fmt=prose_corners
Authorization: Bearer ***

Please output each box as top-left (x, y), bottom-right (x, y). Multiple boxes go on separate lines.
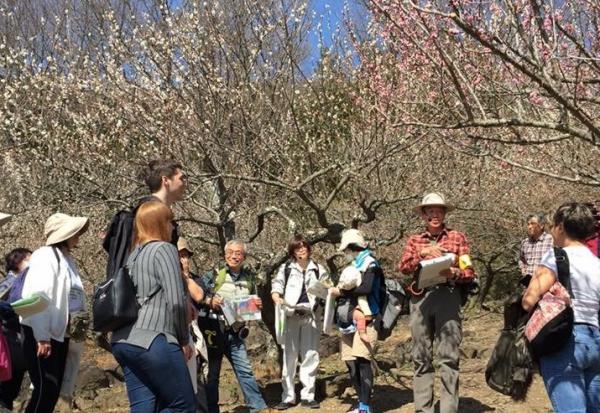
top-left (526, 213), bottom-right (547, 226)
top-left (224, 239), bottom-right (248, 255)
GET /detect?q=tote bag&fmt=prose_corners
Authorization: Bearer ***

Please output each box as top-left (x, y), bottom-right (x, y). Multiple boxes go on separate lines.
top-left (524, 247), bottom-right (574, 360)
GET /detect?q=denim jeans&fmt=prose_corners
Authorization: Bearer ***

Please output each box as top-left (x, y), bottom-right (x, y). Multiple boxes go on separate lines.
top-left (540, 324), bottom-right (600, 413)
top-left (112, 335), bottom-right (196, 413)
top-left (206, 330), bottom-right (267, 413)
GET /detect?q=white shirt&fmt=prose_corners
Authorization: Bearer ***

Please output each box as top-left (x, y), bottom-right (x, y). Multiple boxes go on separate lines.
top-left (540, 246), bottom-right (600, 327)
top-left (66, 255), bottom-right (85, 313)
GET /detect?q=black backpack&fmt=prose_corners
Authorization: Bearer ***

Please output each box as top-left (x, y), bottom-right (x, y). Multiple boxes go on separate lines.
top-left (102, 207), bottom-right (137, 281)
top-left (485, 293), bottom-right (534, 400)
top-left (102, 197), bottom-right (179, 281)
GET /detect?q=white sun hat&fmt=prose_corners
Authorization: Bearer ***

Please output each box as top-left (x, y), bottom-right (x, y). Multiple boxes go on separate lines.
top-left (338, 229), bottom-right (368, 252)
top-left (413, 192), bottom-right (454, 214)
top-left (44, 213), bottom-right (90, 246)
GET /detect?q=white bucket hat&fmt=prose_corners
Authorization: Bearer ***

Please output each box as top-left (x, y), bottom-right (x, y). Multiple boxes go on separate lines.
top-left (44, 213), bottom-right (90, 246)
top-left (0, 212), bottom-right (12, 227)
top-left (177, 237), bottom-right (194, 256)
top-left (413, 192), bottom-right (454, 214)
top-left (338, 229), bottom-right (368, 252)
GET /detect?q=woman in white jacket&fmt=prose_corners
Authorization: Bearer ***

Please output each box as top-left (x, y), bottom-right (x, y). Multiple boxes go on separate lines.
top-left (20, 213), bottom-right (89, 413)
top-left (271, 235), bottom-right (327, 410)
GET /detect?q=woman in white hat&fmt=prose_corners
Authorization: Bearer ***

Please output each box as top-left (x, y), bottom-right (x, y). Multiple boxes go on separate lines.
top-left (329, 229), bottom-right (384, 413)
top-left (20, 212), bottom-right (89, 413)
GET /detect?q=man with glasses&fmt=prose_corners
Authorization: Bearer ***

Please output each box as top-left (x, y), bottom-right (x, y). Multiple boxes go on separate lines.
top-left (518, 213), bottom-right (553, 287)
top-left (197, 240), bottom-right (270, 413)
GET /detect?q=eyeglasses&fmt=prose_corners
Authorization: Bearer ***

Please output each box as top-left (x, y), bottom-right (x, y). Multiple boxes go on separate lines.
top-left (225, 251), bottom-right (244, 257)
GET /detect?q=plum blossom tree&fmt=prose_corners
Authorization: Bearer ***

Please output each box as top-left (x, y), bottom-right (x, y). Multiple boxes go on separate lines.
top-left (359, 0), bottom-right (600, 186)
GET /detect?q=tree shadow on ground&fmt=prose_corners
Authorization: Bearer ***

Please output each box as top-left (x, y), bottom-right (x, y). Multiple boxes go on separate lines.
top-left (455, 397), bottom-right (495, 413)
top-left (365, 384), bottom-right (413, 412)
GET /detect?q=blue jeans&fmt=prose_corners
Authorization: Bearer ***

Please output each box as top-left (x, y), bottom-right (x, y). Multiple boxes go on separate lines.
top-left (206, 330), bottom-right (267, 413)
top-left (112, 335), bottom-right (196, 413)
top-left (540, 324), bottom-right (600, 413)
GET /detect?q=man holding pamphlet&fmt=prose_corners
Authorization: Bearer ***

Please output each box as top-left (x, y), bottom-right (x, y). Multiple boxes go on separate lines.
top-left (197, 240), bottom-right (269, 413)
top-left (397, 193), bottom-right (475, 413)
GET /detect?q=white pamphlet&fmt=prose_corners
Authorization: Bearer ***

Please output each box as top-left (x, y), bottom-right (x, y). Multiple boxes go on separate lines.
top-left (306, 279), bottom-right (331, 299)
top-left (322, 290), bottom-right (336, 335)
top-left (274, 303), bottom-right (286, 345)
top-left (417, 253), bottom-right (456, 289)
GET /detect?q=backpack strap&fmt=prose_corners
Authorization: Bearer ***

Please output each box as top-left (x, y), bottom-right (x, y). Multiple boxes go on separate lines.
top-left (129, 241), bottom-right (162, 305)
top-left (214, 268), bottom-right (228, 293)
top-left (283, 261), bottom-right (320, 292)
top-left (554, 247), bottom-right (573, 297)
top-left (283, 261), bottom-right (292, 290)
top-left (214, 266), bottom-right (256, 295)
top-left (51, 247), bottom-right (61, 304)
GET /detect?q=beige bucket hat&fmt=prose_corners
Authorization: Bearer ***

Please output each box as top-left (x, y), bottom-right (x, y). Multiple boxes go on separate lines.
top-left (338, 229), bottom-right (368, 252)
top-left (0, 212), bottom-right (12, 227)
top-left (413, 192), bottom-right (454, 214)
top-left (44, 213), bottom-right (90, 246)
top-left (177, 237), bottom-right (194, 256)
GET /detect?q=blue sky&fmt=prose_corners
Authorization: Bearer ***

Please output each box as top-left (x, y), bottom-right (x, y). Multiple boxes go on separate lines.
top-left (305, 1), bottom-right (354, 71)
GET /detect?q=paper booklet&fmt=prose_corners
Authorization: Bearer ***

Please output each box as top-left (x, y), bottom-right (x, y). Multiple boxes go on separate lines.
top-left (416, 253), bottom-right (456, 290)
top-left (306, 278), bottom-right (332, 300)
top-left (222, 295), bottom-right (262, 323)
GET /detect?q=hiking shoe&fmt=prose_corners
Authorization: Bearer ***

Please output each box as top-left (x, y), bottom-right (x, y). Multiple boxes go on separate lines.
top-left (300, 400), bottom-right (320, 408)
top-left (273, 402), bottom-right (295, 410)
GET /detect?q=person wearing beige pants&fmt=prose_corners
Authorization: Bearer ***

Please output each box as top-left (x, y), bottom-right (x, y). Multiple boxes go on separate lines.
top-left (398, 193), bottom-right (476, 413)
top-left (409, 286), bottom-right (462, 413)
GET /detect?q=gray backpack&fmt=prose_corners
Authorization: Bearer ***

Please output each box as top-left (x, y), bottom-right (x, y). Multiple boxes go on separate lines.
top-left (374, 278), bottom-right (409, 341)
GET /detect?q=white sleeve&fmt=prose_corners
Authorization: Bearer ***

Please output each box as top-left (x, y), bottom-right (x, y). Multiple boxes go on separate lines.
top-left (21, 247), bottom-right (59, 341)
top-left (539, 248), bottom-right (558, 279)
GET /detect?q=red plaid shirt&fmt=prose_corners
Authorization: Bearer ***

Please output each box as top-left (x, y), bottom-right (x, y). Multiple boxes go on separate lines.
top-left (397, 226), bottom-right (473, 281)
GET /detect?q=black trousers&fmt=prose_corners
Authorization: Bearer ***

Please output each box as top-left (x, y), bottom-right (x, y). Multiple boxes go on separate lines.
top-left (346, 357), bottom-right (373, 405)
top-left (22, 326), bottom-right (69, 413)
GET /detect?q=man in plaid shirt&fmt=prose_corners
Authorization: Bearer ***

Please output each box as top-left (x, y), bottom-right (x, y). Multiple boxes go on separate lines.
top-left (519, 213), bottom-right (554, 287)
top-left (397, 193), bottom-right (475, 413)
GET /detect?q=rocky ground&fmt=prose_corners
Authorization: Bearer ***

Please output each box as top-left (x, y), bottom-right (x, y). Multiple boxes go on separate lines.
top-left (11, 306), bottom-right (553, 412)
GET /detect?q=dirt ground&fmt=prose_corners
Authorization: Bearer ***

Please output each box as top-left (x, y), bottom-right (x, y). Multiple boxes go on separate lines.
top-left (226, 309), bottom-right (553, 413)
top-left (16, 307), bottom-right (553, 413)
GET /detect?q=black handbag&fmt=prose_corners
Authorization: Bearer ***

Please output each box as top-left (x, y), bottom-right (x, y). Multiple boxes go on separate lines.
top-left (92, 243), bottom-right (160, 333)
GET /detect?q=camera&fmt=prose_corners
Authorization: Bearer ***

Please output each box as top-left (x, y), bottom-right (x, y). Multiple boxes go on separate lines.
top-left (221, 300), bottom-right (249, 340)
top-left (231, 322), bottom-right (249, 340)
